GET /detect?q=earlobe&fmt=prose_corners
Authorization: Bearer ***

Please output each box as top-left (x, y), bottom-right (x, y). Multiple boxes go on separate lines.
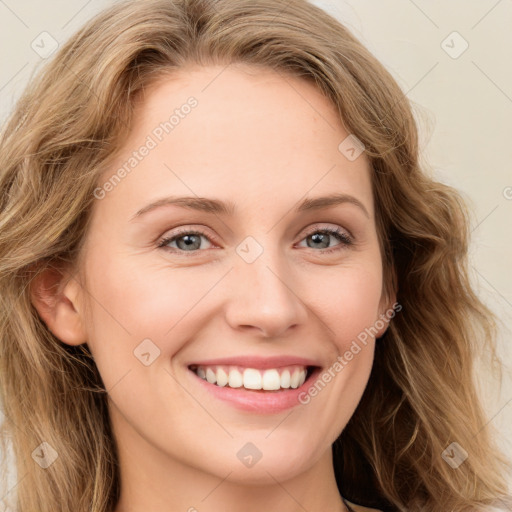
top-left (30, 266), bottom-right (87, 346)
top-left (375, 264), bottom-right (399, 339)
top-left (376, 291), bottom-right (398, 340)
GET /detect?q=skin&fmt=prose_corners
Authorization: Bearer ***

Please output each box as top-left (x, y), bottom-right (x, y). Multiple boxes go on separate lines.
top-left (31, 63), bottom-right (395, 512)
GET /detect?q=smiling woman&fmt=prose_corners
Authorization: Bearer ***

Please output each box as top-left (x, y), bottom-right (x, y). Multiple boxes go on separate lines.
top-left (0, 1), bottom-right (511, 512)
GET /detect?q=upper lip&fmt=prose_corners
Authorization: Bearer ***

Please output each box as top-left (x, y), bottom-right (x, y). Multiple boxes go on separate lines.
top-left (187, 355), bottom-right (322, 370)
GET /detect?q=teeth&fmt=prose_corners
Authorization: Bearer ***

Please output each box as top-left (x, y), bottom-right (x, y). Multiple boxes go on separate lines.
top-left (290, 369), bottom-right (300, 389)
top-left (280, 370), bottom-right (291, 388)
top-left (216, 368), bottom-right (229, 387)
top-left (243, 368), bottom-right (262, 389)
top-left (262, 369), bottom-right (280, 390)
top-left (206, 368), bottom-right (216, 384)
top-left (192, 365), bottom-right (310, 391)
top-left (228, 368), bottom-right (243, 388)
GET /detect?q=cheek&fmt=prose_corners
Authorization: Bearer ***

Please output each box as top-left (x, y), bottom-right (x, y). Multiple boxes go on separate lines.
top-left (83, 250), bottom-right (211, 338)
top-left (300, 266), bottom-right (382, 427)
top-left (80, 250), bottom-right (227, 391)
top-left (312, 262), bottom-right (384, 343)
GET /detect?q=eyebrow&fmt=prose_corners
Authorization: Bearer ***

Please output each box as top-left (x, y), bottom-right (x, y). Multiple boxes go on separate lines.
top-left (130, 192), bottom-right (370, 221)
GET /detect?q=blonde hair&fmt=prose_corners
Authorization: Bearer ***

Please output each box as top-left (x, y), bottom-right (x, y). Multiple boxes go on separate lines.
top-left (0, 0), bottom-right (511, 510)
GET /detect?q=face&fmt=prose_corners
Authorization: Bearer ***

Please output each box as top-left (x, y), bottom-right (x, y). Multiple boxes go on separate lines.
top-left (72, 64), bottom-right (393, 485)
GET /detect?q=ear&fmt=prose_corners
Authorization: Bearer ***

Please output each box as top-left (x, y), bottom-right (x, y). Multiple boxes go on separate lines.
top-left (30, 265), bottom-right (87, 346)
top-left (375, 273), bottom-right (399, 339)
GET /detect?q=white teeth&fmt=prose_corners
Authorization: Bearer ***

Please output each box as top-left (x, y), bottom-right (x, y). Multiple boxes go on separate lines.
top-left (216, 368), bottom-right (229, 387)
top-left (243, 368), bottom-right (262, 389)
top-left (228, 368), bottom-right (243, 388)
top-left (280, 370), bottom-right (291, 388)
top-left (206, 368), bottom-right (216, 384)
top-left (290, 368), bottom-right (307, 388)
top-left (262, 369), bottom-right (281, 390)
top-left (290, 369), bottom-right (300, 388)
top-left (193, 365), bottom-right (310, 391)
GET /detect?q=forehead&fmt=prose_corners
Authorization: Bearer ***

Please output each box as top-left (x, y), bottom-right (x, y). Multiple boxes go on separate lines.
top-left (94, 64), bottom-right (373, 222)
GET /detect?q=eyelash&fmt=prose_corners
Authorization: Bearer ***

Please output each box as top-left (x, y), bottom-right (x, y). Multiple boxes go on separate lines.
top-left (157, 225), bottom-right (353, 257)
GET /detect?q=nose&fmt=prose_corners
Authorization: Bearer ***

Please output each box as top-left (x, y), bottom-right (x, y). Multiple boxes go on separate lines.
top-left (224, 248), bottom-right (309, 338)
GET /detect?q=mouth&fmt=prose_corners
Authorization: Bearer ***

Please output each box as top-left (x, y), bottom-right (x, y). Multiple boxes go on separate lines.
top-left (187, 364), bottom-right (321, 393)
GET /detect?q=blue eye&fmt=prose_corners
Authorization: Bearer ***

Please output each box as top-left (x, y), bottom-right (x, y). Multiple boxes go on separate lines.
top-left (157, 226), bottom-right (353, 256)
top-left (157, 229), bottom-right (214, 254)
top-left (299, 227), bottom-right (353, 253)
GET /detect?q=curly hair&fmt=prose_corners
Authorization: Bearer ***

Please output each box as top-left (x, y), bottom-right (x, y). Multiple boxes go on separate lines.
top-left (0, 0), bottom-right (510, 510)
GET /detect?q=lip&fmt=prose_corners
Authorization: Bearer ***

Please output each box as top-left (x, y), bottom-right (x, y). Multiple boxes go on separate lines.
top-left (186, 364), bottom-right (323, 414)
top-left (187, 355), bottom-right (321, 370)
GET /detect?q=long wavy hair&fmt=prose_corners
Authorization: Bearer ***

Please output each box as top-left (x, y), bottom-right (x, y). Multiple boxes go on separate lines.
top-left (0, 0), bottom-right (510, 510)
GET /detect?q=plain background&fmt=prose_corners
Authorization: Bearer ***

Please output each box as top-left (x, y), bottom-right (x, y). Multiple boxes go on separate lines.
top-left (0, 0), bottom-right (511, 498)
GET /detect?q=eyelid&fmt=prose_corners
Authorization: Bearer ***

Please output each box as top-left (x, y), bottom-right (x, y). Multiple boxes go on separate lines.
top-left (299, 222), bottom-right (354, 241)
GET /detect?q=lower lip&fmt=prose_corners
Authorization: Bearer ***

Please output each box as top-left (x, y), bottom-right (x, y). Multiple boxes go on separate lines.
top-left (187, 367), bottom-right (322, 414)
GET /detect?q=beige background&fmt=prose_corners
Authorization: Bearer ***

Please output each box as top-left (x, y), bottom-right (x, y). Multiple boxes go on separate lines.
top-left (0, 0), bottom-right (511, 497)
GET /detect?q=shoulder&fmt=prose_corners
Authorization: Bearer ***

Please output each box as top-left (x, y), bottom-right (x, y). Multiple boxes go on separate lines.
top-left (344, 499), bottom-right (383, 512)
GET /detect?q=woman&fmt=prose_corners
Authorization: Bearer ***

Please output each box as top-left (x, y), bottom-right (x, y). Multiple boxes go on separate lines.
top-left (0, 0), bottom-right (510, 511)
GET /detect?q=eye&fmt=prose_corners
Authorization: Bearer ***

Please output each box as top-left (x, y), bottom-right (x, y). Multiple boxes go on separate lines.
top-left (157, 228), bottom-right (216, 256)
top-left (296, 226), bottom-right (353, 254)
